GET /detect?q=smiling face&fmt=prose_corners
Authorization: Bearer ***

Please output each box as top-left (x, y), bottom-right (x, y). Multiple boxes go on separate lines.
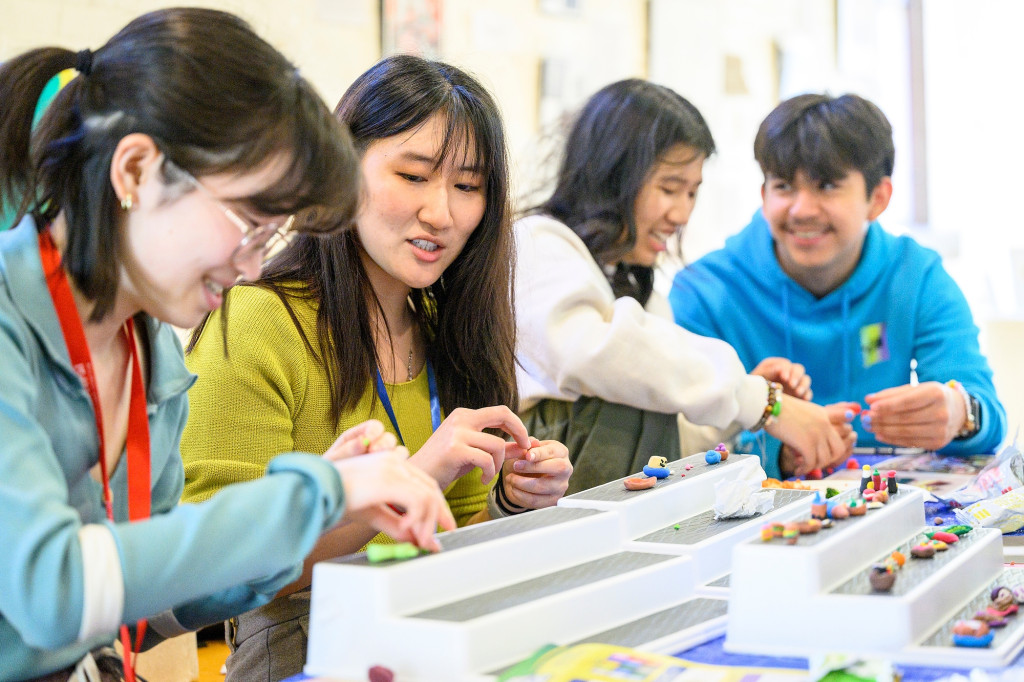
top-left (761, 168), bottom-right (892, 297)
top-left (115, 137), bottom-right (292, 329)
top-left (622, 144), bottom-right (705, 267)
top-left (355, 113), bottom-right (486, 299)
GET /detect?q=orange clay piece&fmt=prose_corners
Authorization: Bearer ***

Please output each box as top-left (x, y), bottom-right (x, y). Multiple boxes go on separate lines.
top-left (624, 476), bottom-right (657, 491)
top-left (762, 478), bottom-right (812, 490)
top-left (890, 551), bottom-right (906, 568)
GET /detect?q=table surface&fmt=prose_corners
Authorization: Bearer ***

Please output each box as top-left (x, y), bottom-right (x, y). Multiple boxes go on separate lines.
top-left (288, 453), bottom-right (1022, 681)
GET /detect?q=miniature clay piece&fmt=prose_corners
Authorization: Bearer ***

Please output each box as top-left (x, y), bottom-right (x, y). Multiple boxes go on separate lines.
top-left (783, 523), bottom-right (799, 545)
top-left (860, 464), bottom-right (871, 493)
top-left (846, 457), bottom-right (860, 469)
top-left (872, 468), bottom-right (882, 492)
top-left (761, 524), bottom-right (774, 541)
top-left (825, 487), bottom-right (840, 498)
top-left (829, 503), bottom-right (849, 520)
top-left (910, 544), bottom-right (936, 558)
top-left (810, 492), bottom-right (827, 520)
top-left (946, 525), bottom-right (973, 536)
top-left (770, 522), bottom-right (785, 538)
top-left (849, 501), bottom-right (866, 516)
top-left (368, 665), bottom-right (395, 682)
top-left (820, 518), bottom-right (833, 529)
top-left (798, 519), bottom-right (822, 534)
top-left (647, 456), bottom-right (669, 468)
top-left (705, 450), bottom-right (721, 465)
top-left (869, 564), bottom-right (896, 592)
top-left (974, 609), bottom-right (1009, 627)
top-left (930, 540), bottom-right (949, 551)
top-left (714, 443), bottom-right (730, 461)
top-left (685, 464), bottom-right (694, 470)
top-left (366, 542), bottom-right (423, 563)
top-left (673, 524), bottom-right (680, 530)
top-left (954, 619), bottom-right (990, 636)
top-left (805, 468), bottom-right (823, 480)
top-left (953, 620), bottom-right (994, 648)
top-left (873, 489), bottom-right (889, 504)
top-left (866, 501), bottom-right (884, 510)
top-left (1013, 587), bottom-right (1024, 604)
top-left (642, 465), bottom-right (670, 479)
top-left (889, 551), bottom-right (906, 568)
top-left (624, 476), bottom-right (657, 490)
top-left (930, 531), bottom-right (959, 544)
top-left (933, 517), bottom-right (944, 525)
top-left (991, 587), bottom-right (1019, 614)
top-left (887, 470), bottom-right (898, 494)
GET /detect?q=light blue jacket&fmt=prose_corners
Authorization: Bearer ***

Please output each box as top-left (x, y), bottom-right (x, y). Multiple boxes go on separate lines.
top-left (0, 217), bottom-right (347, 680)
top-left (670, 211), bottom-right (1007, 476)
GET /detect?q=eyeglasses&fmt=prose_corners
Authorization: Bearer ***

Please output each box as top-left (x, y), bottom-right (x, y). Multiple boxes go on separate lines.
top-left (165, 158), bottom-right (295, 269)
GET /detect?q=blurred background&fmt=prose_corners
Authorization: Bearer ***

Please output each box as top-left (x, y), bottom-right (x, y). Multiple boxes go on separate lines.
top-left (3, 0), bottom-right (1023, 424)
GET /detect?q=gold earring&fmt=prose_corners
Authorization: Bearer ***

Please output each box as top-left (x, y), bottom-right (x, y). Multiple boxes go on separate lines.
top-left (120, 194), bottom-right (133, 211)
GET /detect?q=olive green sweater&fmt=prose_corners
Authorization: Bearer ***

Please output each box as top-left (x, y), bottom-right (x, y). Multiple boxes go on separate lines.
top-left (180, 284), bottom-right (489, 530)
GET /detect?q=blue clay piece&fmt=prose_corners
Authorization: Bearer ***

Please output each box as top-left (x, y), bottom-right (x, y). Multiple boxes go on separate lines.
top-left (705, 450), bottom-right (721, 465)
top-left (642, 465), bottom-right (671, 479)
top-left (953, 632), bottom-right (994, 648)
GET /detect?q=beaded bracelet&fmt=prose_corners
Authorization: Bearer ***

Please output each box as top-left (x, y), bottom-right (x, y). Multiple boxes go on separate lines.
top-left (946, 380), bottom-right (978, 439)
top-left (751, 380), bottom-right (783, 432)
top-left (487, 469), bottom-right (529, 518)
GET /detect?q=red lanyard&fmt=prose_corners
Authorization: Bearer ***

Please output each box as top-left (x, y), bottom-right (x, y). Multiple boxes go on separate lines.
top-left (38, 229), bottom-right (150, 682)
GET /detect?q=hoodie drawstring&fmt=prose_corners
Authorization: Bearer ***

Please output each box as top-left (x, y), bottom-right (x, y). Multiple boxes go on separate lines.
top-left (841, 292), bottom-right (850, 396)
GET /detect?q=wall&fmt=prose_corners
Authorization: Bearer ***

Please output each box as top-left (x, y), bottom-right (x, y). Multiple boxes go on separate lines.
top-left (0, 0), bottom-right (648, 210)
top-left (0, 0), bottom-right (380, 109)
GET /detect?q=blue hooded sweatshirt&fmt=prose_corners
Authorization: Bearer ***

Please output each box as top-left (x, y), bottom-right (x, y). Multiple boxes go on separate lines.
top-left (669, 210), bottom-right (1006, 471)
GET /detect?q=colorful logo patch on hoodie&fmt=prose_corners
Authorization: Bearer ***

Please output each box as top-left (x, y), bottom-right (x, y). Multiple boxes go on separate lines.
top-left (860, 323), bottom-right (890, 368)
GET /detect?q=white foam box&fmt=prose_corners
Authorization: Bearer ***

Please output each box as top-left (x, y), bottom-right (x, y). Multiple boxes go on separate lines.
top-left (726, 486), bottom-right (1009, 659)
top-left (306, 452), bottom-right (805, 680)
top-left (307, 527), bottom-right (696, 679)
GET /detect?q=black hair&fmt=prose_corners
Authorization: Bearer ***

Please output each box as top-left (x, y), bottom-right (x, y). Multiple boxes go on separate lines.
top-left (754, 93), bottom-right (895, 196)
top-left (530, 79), bottom-right (714, 303)
top-left (210, 55), bottom-right (517, 424)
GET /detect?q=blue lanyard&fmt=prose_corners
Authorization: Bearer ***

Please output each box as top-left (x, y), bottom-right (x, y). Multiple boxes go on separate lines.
top-left (373, 359), bottom-right (441, 446)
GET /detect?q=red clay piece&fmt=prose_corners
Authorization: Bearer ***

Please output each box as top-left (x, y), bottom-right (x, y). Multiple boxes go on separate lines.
top-left (369, 665), bottom-right (395, 682)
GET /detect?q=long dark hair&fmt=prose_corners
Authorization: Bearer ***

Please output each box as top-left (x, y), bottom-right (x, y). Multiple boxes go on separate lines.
top-left (204, 54), bottom-right (517, 425)
top-left (0, 8), bottom-right (360, 321)
top-left (531, 79), bottom-right (715, 302)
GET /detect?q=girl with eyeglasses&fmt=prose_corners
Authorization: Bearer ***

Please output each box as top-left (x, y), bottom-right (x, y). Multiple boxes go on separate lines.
top-left (0, 10), bottom-right (454, 681)
top-left (181, 54), bottom-right (573, 680)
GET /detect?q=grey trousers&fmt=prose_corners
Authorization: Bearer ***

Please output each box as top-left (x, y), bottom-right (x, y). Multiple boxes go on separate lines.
top-left (520, 396), bottom-right (680, 495)
top-left (225, 591), bottom-right (311, 682)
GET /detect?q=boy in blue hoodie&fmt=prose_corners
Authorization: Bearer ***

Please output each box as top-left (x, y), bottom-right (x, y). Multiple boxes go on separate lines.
top-left (669, 93), bottom-right (1005, 474)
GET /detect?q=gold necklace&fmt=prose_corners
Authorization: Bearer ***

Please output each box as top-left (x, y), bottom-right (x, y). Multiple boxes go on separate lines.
top-left (407, 346), bottom-right (413, 382)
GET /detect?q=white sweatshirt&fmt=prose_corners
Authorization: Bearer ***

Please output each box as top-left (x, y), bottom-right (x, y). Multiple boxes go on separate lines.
top-left (514, 214), bottom-right (766, 431)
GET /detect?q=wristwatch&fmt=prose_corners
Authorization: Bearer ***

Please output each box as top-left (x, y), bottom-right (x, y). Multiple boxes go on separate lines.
top-left (954, 394), bottom-right (982, 440)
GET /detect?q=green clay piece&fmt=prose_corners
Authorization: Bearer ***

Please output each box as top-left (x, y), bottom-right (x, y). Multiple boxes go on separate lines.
top-left (366, 542), bottom-right (423, 563)
top-left (674, 524), bottom-right (680, 530)
top-left (946, 524), bottom-right (973, 536)
top-left (825, 487), bottom-right (840, 499)
top-left (498, 644), bottom-right (561, 680)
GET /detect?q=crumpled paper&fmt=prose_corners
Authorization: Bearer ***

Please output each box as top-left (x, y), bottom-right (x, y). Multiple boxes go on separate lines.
top-left (955, 487), bottom-right (1024, 533)
top-left (713, 474), bottom-right (775, 520)
top-left (941, 432), bottom-right (1023, 508)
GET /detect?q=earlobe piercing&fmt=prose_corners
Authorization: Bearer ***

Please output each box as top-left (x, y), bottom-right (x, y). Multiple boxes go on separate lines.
top-left (120, 194), bottom-right (133, 211)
